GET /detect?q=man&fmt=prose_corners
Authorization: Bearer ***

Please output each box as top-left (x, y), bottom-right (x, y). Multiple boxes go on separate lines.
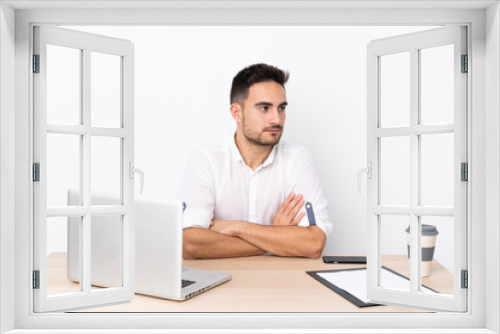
top-left (179, 63), bottom-right (332, 259)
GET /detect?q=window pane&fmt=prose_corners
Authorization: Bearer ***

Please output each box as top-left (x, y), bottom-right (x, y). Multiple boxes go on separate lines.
top-left (380, 215), bottom-right (411, 292)
top-left (46, 133), bottom-right (80, 207)
top-left (46, 44), bottom-right (81, 125)
top-left (47, 216), bottom-right (81, 296)
top-left (420, 133), bottom-right (454, 207)
top-left (420, 45), bottom-right (454, 125)
top-left (380, 136), bottom-right (410, 206)
top-left (91, 52), bottom-right (121, 128)
top-left (380, 52), bottom-right (410, 128)
top-left (419, 216), bottom-right (455, 296)
top-left (91, 136), bottom-right (121, 204)
top-left (91, 215), bottom-right (123, 290)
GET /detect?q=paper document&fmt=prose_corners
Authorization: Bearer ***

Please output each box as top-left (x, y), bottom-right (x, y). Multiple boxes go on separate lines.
top-left (317, 269), bottom-right (371, 303)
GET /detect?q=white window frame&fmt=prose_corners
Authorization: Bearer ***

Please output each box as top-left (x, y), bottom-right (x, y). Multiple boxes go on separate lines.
top-left (32, 25), bottom-right (136, 312)
top-left (1, 2), bottom-right (498, 333)
top-left (366, 26), bottom-right (468, 312)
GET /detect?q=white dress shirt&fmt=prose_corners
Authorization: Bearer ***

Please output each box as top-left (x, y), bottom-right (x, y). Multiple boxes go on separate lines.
top-left (178, 136), bottom-right (332, 237)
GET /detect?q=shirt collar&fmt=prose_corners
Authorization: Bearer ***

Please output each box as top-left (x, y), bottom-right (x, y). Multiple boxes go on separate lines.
top-left (262, 144), bottom-right (277, 168)
top-left (230, 133), bottom-right (278, 169)
top-left (230, 134), bottom-right (245, 164)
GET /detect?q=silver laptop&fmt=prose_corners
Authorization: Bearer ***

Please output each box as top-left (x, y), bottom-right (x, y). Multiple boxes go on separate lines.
top-left (67, 189), bottom-right (231, 300)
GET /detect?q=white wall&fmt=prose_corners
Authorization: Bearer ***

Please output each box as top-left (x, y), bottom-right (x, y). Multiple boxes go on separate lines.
top-left (45, 25), bottom-right (456, 273)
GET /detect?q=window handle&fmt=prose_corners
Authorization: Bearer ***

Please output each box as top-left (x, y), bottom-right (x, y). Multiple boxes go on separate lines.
top-left (129, 162), bottom-right (144, 194)
top-left (357, 162), bottom-right (372, 194)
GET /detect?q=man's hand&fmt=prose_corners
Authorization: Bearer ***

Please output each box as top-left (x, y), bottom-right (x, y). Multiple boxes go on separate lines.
top-left (272, 192), bottom-right (306, 226)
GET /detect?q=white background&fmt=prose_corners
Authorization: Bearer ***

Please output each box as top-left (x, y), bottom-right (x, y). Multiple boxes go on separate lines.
top-left (45, 25), bottom-right (455, 274)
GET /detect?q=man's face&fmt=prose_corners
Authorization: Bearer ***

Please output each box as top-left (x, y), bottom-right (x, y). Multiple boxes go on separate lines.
top-left (238, 81), bottom-right (287, 147)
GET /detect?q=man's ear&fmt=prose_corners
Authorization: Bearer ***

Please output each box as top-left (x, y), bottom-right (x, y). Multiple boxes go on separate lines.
top-left (230, 103), bottom-right (243, 122)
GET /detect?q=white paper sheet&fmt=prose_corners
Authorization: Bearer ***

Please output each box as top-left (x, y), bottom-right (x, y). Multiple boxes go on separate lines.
top-left (317, 268), bottom-right (435, 304)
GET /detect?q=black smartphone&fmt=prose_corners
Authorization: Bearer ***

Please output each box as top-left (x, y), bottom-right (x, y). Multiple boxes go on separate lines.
top-left (322, 256), bottom-right (367, 264)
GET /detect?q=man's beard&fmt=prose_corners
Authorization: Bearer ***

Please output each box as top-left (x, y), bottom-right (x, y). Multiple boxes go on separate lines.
top-left (242, 113), bottom-right (283, 147)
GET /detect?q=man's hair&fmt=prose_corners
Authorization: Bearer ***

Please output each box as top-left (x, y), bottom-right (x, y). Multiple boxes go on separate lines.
top-left (230, 63), bottom-right (290, 105)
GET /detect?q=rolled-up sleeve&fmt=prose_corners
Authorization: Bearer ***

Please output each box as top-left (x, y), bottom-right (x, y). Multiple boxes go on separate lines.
top-left (288, 148), bottom-right (332, 237)
top-left (178, 150), bottom-right (215, 229)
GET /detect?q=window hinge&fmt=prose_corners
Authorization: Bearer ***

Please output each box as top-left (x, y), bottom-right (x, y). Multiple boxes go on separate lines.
top-left (461, 54), bottom-right (468, 73)
top-left (33, 270), bottom-right (40, 289)
top-left (461, 270), bottom-right (468, 289)
top-left (33, 163), bottom-right (40, 182)
top-left (33, 54), bottom-right (40, 73)
top-left (461, 162), bottom-right (468, 182)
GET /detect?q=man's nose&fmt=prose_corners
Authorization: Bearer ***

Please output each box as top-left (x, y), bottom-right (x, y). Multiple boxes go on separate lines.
top-left (268, 108), bottom-right (283, 125)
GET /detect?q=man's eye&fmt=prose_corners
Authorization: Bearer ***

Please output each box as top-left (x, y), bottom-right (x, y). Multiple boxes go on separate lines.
top-left (260, 106), bottom-right (269, 112)
top-left (279, 106), bottom-right (286, 112)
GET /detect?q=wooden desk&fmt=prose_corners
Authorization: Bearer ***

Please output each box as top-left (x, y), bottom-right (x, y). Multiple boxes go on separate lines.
top-left (46, 253), bottom-right (453, 313)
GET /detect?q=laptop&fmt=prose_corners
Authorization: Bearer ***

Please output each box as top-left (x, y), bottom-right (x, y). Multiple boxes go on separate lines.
top-left (67, 189), bottom-right (231, 300)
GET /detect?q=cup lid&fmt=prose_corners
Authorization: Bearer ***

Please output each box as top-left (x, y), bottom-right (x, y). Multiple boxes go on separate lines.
top-left (405, 224), bottom-right (439, 236)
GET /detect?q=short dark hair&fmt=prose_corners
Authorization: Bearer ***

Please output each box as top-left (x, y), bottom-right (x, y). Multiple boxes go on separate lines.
top-left (230, 63), bottom-right (290, 105)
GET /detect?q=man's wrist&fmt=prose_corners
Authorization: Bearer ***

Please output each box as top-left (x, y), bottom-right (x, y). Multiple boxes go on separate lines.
top-left (230, 220), bottom-right (248, 237)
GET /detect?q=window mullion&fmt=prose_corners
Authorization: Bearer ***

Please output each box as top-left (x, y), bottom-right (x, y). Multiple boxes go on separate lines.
top-left (121, 52), bottom-right (134, 290)
top-left (410, 47), bottom-right (421, 293)
top-left (81, 47), bottom-right (91, 295)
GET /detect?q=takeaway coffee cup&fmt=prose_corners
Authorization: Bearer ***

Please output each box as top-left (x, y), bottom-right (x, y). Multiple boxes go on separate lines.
top-left (405, 225), bottom-right (439, 277)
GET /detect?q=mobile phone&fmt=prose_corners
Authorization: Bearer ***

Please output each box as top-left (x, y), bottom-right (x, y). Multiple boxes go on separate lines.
top-left (322, 256), bottom-right (367, 264)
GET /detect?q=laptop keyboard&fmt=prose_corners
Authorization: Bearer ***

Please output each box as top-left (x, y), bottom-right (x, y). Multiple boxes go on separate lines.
top-left (182, 279), bottom-right (196, 288)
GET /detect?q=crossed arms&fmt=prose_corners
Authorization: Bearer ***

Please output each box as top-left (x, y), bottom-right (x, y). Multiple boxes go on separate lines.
top-left (183, 193), bottom-right (327, 259)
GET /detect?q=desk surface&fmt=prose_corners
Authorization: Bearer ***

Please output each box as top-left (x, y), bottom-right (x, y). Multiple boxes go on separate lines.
top-left (46, 253), bottom-right (453, 313)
